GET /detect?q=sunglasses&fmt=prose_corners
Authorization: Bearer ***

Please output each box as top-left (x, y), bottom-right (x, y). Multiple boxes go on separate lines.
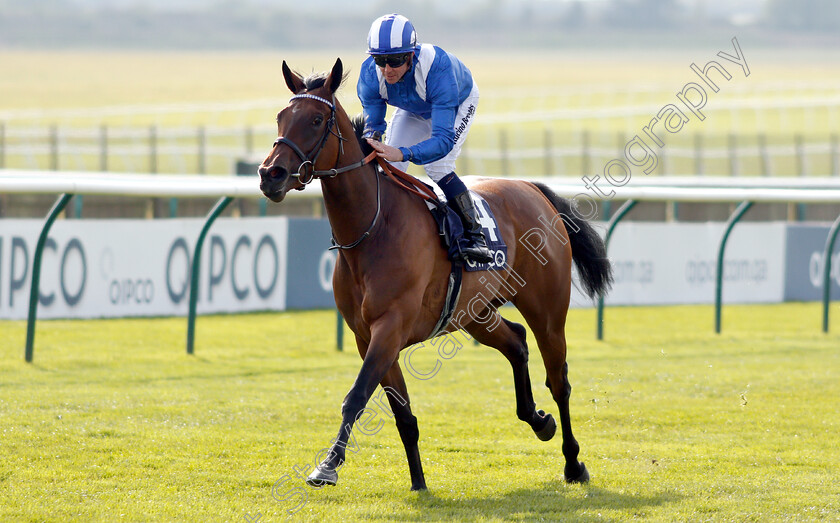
top-left (373, 53), bottom-right (411, 68)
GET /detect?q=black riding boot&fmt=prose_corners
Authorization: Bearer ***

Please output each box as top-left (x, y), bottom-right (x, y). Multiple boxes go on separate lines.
top-left (450, 190), bottom-right (494, 263)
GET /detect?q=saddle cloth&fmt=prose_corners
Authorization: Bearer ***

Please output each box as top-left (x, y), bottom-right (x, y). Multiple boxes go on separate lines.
top-left (375, 164), bottom-right (507, 338)
top-left (425, 190), bottom-right (508, 272)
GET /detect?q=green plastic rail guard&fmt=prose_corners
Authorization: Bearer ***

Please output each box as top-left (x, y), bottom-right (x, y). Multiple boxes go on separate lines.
top-left (186, 196), bottom-right (233, 355)
top-left (821, 213), bottom-right (840, 332)
top-left (25, 193), bottom-right (73, 362)
top-left (597, 199), bottom-right (637, 340)
top-left (336, 311), bottom-right (344, 352)
top-left (715, 201), bottom-right (753, 334)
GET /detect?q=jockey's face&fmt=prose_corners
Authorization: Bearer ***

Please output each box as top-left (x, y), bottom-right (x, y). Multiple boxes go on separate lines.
top-left (376, 53), bottom-right (412, 84)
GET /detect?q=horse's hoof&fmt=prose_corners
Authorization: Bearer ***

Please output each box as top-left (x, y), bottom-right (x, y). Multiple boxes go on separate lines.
top-left (534, 410), bottom-right (557, 441)
top-left (564, 461), bottom-right (590, 484)
top-left (306, 466), bottom-right (338, 487)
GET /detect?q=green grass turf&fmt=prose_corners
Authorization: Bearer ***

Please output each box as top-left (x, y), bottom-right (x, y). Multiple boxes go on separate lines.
top-left (1, 302), bottom-right (839, 521)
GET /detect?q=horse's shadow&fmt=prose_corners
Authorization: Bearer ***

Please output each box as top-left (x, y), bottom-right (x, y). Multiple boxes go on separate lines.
top-left (365, 480), bottom-right (681, 521)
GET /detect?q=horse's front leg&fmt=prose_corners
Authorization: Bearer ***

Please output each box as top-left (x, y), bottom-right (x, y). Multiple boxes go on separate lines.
top-left (379, 360), bottom-right (426, 491)
top-left (306, 315), bottom-right (405, 487)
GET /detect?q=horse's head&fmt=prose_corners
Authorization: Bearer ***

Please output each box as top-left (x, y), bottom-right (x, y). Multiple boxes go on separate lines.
top-left (259, 58), bottom-right (345, 203)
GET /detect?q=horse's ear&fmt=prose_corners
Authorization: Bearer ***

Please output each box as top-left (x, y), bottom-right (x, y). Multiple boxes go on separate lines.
top-left (327, 58), bottom-right (343, 94)
top-left (282, 61), bottom-right (304, 94)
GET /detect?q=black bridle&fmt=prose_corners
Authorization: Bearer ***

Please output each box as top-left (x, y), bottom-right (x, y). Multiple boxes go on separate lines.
top-left (272, 93), bottom-right (370, 186)
top-left (272, 93), bottom-right (381, 250)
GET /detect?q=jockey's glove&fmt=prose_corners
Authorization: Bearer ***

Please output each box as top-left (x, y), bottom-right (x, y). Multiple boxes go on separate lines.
top-left (362, 129), bottom-right (383, 142)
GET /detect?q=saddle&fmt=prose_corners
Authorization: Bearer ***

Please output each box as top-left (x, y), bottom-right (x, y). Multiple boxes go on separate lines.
top-left (375, 159), bottom-right (507, 271)
top-left (375, 159), bottom-right (508, 339)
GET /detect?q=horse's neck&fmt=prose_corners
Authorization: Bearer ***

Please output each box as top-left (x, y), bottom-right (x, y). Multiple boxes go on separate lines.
top-left (319, 116), bottom-right (383, 250)
top-left (320, 169), bottom-right (383, 253)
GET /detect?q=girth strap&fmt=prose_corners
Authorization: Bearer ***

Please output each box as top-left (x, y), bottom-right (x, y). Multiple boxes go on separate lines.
top-left (426, 263), bottom-right (463, 340)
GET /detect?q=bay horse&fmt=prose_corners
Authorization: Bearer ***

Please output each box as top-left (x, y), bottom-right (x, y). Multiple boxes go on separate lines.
top-left (259, 58), bottom-right (612, 491)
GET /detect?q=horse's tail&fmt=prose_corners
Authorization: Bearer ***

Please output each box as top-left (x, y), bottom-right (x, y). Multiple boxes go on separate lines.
top-left (530, 182), bottom-right (613, 299)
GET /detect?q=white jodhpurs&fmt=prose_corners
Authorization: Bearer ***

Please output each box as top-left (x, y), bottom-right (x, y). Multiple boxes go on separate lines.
top-left (385, 83), bottom-right (479, 182)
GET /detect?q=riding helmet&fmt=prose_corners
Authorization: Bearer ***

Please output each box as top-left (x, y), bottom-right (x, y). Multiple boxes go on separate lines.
top-left (367, 14), bottom-right (417, 55)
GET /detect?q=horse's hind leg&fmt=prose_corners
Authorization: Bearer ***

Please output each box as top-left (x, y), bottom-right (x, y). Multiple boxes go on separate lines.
top-left (516, 300), bottom-right (589, 483)
top-left (466, 315), bottom-right (556, 441)
top-left (378, 361), bottom-right (427, 491)
top-left (552, 359), bottom-right (589, 483)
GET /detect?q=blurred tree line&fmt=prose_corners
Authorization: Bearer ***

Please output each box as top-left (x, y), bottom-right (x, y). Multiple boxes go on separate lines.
top-left (0, 0), bottom-right (838, 49)
top-left (765, 0), bottom-right (840, 31)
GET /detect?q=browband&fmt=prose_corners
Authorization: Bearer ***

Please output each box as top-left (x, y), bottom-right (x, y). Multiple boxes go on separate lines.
top-left (289, 93), bottom-right (335, 109)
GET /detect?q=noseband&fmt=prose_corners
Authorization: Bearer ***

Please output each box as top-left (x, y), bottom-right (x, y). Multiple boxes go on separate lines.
top-left (272, 93), bottom-right (371, 186)
top-left (272, 92), bottom-right (381, 250)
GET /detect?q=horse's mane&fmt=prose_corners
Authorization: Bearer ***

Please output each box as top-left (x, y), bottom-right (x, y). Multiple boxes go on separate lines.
top-left (350, 113), bottom-right (375, 157)
top-left (299, 70), bottom-right (348, 91)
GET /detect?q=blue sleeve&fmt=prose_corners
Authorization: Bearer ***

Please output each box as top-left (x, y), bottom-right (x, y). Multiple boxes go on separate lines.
top-left (356, 59), bottom-right (388, 134)
top-left (402, 50), bottom-right (459, 165)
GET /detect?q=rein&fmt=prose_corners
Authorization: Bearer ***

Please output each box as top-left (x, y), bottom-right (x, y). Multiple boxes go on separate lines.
top-left (375, 158), bottom-right (439, 202)
top-left (328, 158), bottom-right (440, 250)
top-left (274, 92), bottom-right (440, 251)
top-left (329, 167), bottom-right (381, 250)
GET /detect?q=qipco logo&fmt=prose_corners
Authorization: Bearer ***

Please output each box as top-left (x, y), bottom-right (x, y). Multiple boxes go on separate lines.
top-left (109, 278), bottom-right (154, 305)
top-left (5, 236), bottom-right (87, 308)
top-left (164, 234), bottom-right (280, 305)
top-left (318, 250), bottom-right (337, 292)
top-left (166, 238), bottom-right (192, 304)
top-left (809, 251), bottom-right (840, 287)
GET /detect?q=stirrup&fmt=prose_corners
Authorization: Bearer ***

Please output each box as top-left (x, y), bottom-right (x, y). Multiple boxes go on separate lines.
top-left (461, 235), bottom-right (493, 263)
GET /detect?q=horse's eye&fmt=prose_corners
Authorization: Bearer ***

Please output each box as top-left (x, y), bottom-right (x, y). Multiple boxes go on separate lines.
top-left (313, 115), bottom-right (324, 126)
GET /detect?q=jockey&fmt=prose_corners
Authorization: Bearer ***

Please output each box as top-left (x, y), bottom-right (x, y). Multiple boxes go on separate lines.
top-left (357, 13), bottom-right (493, 264)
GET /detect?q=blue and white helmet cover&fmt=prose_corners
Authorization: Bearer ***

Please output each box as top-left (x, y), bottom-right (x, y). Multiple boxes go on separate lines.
top-left (367, 13), bottom-right (417, 55)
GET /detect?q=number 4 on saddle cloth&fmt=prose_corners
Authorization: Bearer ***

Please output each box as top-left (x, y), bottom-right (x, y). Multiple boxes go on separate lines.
top-left (374, 159), bottom-right (508, 271)
top-left (425, 190), bottom-right (508, 272)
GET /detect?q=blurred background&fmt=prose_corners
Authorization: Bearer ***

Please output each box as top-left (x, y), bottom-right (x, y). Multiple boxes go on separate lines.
top-left (2, 0), bottom-right (838, 50)
top-left (1, 0), bottom-right (839, 218)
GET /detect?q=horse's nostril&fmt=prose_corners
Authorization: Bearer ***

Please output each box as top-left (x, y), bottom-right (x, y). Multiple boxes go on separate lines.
top-left (259, 164), bottom-right (289, 179)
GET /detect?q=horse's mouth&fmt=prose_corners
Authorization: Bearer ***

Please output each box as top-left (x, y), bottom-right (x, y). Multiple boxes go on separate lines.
top-left (260, 180), bottom-right (288, 203)
top-left (265, 189), bottom-right (287, 203)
